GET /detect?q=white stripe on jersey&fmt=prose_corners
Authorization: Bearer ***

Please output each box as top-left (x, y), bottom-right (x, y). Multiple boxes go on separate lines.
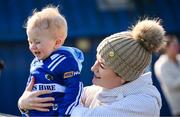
top-left (48, 55), bottom-right (64, 69)
top-left (50, 53), bottom-right (60, 60)
top-left (50, 57), bottom-right (66, 72)
top-left (33, 83), bottom-right (66, 93)
top-left (65, 82), bottom-right (83, 115)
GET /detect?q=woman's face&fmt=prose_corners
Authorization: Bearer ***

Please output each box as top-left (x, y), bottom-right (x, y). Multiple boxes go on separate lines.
top-left (91, 54), bottom-right (125, 89)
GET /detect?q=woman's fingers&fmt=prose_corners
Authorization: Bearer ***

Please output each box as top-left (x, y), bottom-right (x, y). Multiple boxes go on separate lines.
top-left (33, 97), bottom-right (55, 103)
top-left (32, 90), bottom-right (52, 97)
top-left (26, 77), bottom-right (35, 91)
top-left (19, 77), bottom-right (55, 112)
top-left (30, 103), bottom-right (53, 108)
top-left (32, 107), bottom-right (50, 112)
top-left (28, 102), bottom-right (54, 112)
top-left (18, 77), bottom-right (55, 112)
top-left (25, 97), bottom-right (54, 111)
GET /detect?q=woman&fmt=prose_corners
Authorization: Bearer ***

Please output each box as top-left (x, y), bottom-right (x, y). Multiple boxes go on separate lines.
top-left (154, 35), bottom-right (180, 116)
top-left (18, 19), bottom-right (165, 117)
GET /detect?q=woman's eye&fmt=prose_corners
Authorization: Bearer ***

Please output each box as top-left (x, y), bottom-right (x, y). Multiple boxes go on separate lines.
top-left (100, 64), bottom-right (105, 69)
top-left (35, 42), bottom-right (40, 44)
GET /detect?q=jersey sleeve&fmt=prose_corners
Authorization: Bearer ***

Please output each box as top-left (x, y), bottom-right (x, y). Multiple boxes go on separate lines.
top-left (52, 55), bottom-right (83, 116)
top-left (26, 58), bottom-right (36, 86)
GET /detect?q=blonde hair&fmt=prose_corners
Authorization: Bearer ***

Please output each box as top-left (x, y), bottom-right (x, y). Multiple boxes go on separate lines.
top-left (26, 6), bottom-right (67, 43)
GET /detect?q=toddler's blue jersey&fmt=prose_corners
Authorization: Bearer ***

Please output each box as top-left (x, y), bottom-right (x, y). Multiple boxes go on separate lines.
top-left (27, 46), bottom-right (84, 116)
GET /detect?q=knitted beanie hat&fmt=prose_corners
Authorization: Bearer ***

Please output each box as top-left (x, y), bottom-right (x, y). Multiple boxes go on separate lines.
top-left (97, 19), bottom-right (165, 81)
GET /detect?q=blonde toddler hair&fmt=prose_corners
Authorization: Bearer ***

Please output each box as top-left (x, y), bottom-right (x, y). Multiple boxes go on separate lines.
top-left (26, 6), bottom-right (67, 44)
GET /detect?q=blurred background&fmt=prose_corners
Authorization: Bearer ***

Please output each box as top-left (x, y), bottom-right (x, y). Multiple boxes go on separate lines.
top-left (0, 0), bottom-right (180, 116)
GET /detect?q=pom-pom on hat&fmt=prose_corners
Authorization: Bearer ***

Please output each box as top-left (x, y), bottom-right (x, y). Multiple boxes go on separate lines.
top-left (97, 19), bottom-right (165, 81)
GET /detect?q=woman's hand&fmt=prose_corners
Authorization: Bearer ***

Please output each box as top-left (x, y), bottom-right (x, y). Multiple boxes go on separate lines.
top-left (18, 77), bottom-right (55, 112)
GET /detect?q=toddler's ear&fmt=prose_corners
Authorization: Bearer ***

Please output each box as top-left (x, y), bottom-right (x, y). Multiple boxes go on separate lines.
top-left (55, 38), bottom-right (62, 48)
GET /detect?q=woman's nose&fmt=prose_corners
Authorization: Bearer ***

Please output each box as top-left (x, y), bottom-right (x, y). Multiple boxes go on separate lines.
top-left (91, 61), bottom-right (98, 72)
